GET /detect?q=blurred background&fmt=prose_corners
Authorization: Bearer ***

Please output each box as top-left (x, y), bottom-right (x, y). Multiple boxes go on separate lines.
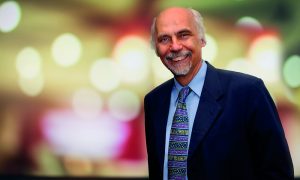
top-left (0, 0), bottom-right (299, 178)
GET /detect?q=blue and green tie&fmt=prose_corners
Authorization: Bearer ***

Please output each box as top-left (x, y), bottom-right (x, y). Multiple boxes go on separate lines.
top-left (168, 86), bottom-right (191, 179)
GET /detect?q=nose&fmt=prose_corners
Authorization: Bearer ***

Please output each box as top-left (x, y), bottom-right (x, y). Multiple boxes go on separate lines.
top-left (170, 39), bottom-right (182, 52)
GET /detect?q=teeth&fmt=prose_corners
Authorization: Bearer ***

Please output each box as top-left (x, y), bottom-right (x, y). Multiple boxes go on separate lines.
top-left (173, 57), bottom-right (183, 61)
top-left (173, 55), bottom-right (187, 61)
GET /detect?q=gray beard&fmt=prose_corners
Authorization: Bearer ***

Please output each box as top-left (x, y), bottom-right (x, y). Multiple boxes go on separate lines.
top-left (165, 60), bottom-right (192, 76)
top-left (164, 50), bottom-right (192, 76)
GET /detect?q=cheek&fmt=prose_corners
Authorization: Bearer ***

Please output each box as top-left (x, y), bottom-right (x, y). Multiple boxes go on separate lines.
top-left (156, 46), bottom-right (169, 58)
top-left (188, 38), bottom-right (202, 49)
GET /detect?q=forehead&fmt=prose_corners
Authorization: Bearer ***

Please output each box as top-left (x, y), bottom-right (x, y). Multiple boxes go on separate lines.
top-left (155, 9), bottom-right (196, 35)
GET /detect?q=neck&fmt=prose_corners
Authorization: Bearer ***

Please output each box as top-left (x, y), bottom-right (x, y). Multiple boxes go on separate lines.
top-left (175, 60), bottom-right (202, 86)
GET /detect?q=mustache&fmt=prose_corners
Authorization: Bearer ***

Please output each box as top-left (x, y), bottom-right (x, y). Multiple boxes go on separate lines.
top-left (165, 51), bottom-right (192, 61)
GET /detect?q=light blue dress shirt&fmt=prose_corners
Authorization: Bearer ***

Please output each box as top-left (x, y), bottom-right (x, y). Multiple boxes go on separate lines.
top-left (163, 61), bottom-right (207, 180)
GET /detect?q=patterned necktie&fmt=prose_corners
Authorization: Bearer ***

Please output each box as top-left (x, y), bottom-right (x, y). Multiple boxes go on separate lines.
top-left (168, 86), bottom-right (191, 179)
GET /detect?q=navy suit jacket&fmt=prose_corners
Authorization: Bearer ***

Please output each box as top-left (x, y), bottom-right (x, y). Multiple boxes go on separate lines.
top-left (144, 63), bottom-right (294, 179)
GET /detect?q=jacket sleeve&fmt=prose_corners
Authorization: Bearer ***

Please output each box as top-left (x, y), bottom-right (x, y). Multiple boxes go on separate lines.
top-left (247, 79), bottom-right (294, 179)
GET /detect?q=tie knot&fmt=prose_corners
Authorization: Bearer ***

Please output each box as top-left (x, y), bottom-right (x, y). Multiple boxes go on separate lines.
top-left (178, 86), bottom-right (190, 103)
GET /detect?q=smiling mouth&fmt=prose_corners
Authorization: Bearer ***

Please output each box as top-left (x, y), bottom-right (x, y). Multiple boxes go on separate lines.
top-left (172, 54), bottom-right (190, 61)
top-left (165, 51), bottom-right (192, 61)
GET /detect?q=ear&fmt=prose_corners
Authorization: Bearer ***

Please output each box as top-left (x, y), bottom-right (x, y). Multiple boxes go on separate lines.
top-left (201, 39), bottom-right (206, 47)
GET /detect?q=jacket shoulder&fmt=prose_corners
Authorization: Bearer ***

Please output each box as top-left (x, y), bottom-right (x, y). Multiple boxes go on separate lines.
top-left (217, 68), bottom-right (261, 83)
top-left (213, 67), bottom-right (265, 90)
top-left (145, 78), bottom-right (173, 101)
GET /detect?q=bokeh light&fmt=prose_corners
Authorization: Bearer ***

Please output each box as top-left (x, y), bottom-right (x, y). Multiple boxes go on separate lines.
top-left (18, 75), bottom-right (44, 97)
top-left (226, 58), bottom-right (256, 76)
top-left (283, 55), bottom-right (300, 88)
top-left (248, 34), bottom-right (282, 83)
top-left (0, 1), bottom-right (21, 33)
top-left (89, 58), bottom-right (121, 92)
top-left (113, 35), bottom-right (150, 84)
top-left (72, 88), bottom-right (103, 119)
top-left (151, 55), bottom-right (173, 86)
top-left (51, 33), bottom-right (82, 67)
top-left (108, 89), bottom-right (141, 122)
top-left (43, 111), bottom-right (129, 159)
top-left (236, 16), bottom-right (263, 30)
top-left (202, 34), bottom-right (218, 63)
top-left (16, 47), bottom-right (42, 79)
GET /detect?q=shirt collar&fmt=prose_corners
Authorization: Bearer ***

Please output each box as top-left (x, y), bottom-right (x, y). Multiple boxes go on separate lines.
top-left (173, 60), bottom-right (207, 102)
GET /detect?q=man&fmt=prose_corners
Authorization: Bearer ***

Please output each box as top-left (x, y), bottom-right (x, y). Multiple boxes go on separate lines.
top-left (144, 7), bottom-right (294, 179)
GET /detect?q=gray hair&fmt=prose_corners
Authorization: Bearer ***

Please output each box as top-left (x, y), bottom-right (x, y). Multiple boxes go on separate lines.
top-left (150, 8), bottom-right (206, 53)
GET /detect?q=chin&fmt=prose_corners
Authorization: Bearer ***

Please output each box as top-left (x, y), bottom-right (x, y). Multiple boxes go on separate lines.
top-left (168, 63), bottom-right (192, 76)
top-left (170, 67), bottom-right (190, 76)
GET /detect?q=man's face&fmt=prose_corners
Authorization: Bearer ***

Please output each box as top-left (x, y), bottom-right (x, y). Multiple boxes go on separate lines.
top-left (155, 8), bottom-right (205, 77)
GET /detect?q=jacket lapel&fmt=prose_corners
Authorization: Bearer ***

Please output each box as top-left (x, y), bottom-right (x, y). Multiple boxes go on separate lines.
top-left (188, 63), bottom-right (224, 160)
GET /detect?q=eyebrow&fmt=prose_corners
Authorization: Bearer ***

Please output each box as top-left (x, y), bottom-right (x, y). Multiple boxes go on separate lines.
top-left (157, 33), bottom-right (169, 39)
top-left (157, 28), bottom-right (193, 38)
top-left (176, 29), bottom-right (193, 35)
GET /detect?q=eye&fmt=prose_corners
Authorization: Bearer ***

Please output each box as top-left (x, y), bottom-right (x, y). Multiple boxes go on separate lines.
top-left (158, 36), bottom-right (170, 44)
top-left (179, 32), bottom-right (190, 39)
